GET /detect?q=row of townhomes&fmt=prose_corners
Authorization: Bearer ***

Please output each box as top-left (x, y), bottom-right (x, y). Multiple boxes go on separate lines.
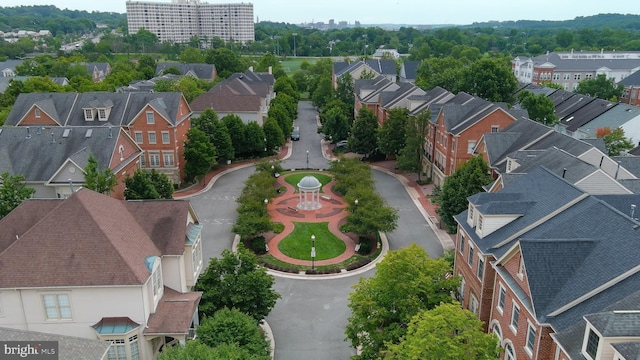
top-left (1, 91), bottom-right (192, 199)
top-left (512, 50), bottom-right (640, 91)
top-left (0, 188), bottom-right (205, 360)
top-left (338, 55), bottom-right (640, 358)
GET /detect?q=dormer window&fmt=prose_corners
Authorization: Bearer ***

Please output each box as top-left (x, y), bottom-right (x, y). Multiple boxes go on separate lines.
top-left (584, 328), bottom-right (600, 359)
top-left (34, 108), bottom-right (41, 118)
top-left (98, 108), bottom-right (108, 121)
top-left (478, 215), bottom-right (484, 231)
top-left (84, 109), bottom-right (94, 121)
top-left (468, 204), bottom-right (474, 224)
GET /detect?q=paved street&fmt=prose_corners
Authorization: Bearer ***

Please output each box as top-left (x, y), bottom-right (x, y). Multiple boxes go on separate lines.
top-left (186, 101), bottom-right (443, 359)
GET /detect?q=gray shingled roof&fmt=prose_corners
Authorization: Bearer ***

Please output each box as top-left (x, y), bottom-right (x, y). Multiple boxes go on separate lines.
top-left (155, 62), bottom-right (216, 80)
top-left (619, 69), bottom-right (640, 86)
top-left (483, 132), bottom-right (522, 167)
top-left (400, 60), bottom-right (420, 81)
top-left (585, 312), bottom-right (640, 337)
top-left (364, 59), bottom-right (397, 76)
top-left (561, 98), bottom-right (618, 132)
top-left (5, 92), bottom-right (187, 128)
top-left (510, 147), bottom-right (599, 185)
top-left (611, 341), bottom-right (640, 359)
top-left (530, 52), bottom-right (640, 72)
top-left (0, 189), bottom-right (193, 288)
top-left (578, 103), bottom-right (640, 138)
top-left (0, 327), bottom-right (110, 360)
top-left (0, 126), bottom-right (121, 182)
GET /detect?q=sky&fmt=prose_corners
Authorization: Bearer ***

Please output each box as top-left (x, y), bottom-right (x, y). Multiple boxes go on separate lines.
top-left (3, 0), bottom-right (638, 25)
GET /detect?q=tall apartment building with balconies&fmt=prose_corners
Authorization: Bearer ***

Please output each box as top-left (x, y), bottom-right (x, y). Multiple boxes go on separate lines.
top-left (126, 0), bottom-right (254, 44)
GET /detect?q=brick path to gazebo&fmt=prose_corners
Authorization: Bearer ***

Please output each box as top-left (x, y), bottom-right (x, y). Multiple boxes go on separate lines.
top-left (265, 172), bottom-right (359, 267)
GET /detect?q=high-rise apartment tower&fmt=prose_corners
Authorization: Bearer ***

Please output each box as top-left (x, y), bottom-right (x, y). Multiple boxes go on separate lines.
top-left (126, 0), bottom-right (254, 43)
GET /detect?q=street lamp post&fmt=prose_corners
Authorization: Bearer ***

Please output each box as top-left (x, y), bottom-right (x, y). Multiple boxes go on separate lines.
top-left (264, 198), bottom-right (268, 206)
top-left (306, 149), bottom-right (309, 169)
top-left (354, 198), bottom-right (359, 213)
top-left (292, 33), bottom-right (298, 57)
top-left (311, 234), bottom-right (316, 270)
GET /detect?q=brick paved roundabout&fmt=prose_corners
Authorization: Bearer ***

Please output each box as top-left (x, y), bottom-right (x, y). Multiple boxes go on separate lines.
top-left (264, 172), bottom-right (360, 268)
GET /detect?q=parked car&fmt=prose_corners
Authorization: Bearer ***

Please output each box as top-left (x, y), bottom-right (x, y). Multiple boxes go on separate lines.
top-left (335, 140), bottom-right (348, 148)
top-left (291, 127), bottom-right (300, 141)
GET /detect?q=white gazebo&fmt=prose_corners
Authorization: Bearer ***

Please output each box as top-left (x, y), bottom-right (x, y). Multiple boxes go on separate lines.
top-left (297, 175), bottom-right (322, 210)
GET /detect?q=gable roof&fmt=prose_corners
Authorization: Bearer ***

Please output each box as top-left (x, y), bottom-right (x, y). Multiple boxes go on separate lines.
top-left (364, 59), bottom-right (397, 76)
top-left (619, 69), bottom-right (640, 86)
top-left (560, 98), bottom-right (618, 132)
top-left (400, 60), bottom-right (420, 81)
top-left (578, 103), bottom-right (640, 138)
top-left (0, 189), bottom-right (194, 288)
top-left (5, 92), bottom-right (189, 127)
top-left (155, 62), bottom-right (216, 80)
top-left (0, 126), bottom-right (135, 182)
top-left (189, 76), bottom-right (265, 113)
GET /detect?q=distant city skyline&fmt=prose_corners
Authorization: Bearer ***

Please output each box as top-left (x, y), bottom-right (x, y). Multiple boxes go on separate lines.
top-left (2, 0), bottom-right (638, 26)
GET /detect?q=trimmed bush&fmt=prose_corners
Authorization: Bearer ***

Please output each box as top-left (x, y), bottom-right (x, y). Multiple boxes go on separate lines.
top-left (357, 237), bottom-right (373, 255)
top-left (250, 236), bottom-right (267, 255)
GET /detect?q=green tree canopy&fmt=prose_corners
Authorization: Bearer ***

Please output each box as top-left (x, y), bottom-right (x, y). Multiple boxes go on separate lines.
top-left (386, 302), bottom-right (501, 360)
top-left (195, 248), bottom-right (280, 322)
top-left (397, 110), bottom-right (430, 182)
top-left (461, 57), bottom-right (518, 103)
top-left (350, 107), bottom-right (379, 155)
top-left (83, 155), bottom-right (117, 195)
top-left (377, 108), bottom-right (408, 157)
top-left (222, 114), bottom-right (248, 159)
top-left (345, 243), bottom-right (460, 360)
top-left (124, 169), bottom-right (173, 200)
top-left (416, 56), bottom-right (466, 92)
top-left (517, 91), bottom-right (558, 125)
top-left (0, 172), bottom-right (35, 219)
top-left (437, 155), bottom-right (493, 233)
top-left (321, 105), bottom-right (351, 142)
top-left (196, 308), bottom-right (270, 359)
top-left (576, 74), bottom-right (624, 101)
top-left (597, 127), bottom-right (634, 156)
top-left (262, 118), bottom-right (285, 154)
top-left (184, 127), bottom-right (217, 182)
top-left (245, 122), bottom-right (267, 157)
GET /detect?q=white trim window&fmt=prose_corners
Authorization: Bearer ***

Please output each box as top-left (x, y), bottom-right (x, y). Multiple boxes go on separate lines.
top-left (477, 256), bottom-right (485, 281)
top-left (84, 109), bottom-right (94, 121)
top-left (34, 108), bottom-right (41, 118)
top-left (140, 154), bottom-right (146, 168)
top-left (459, 232), bottom-right (465, 254)
top-left (42, 294), bottom-right (72, 320)
top-left (146, 112), bottom-right (154, 124)
top-left (152, 264), bottom-right (163, 300)
top-left (192, 239), bottom-right (203, 277)
top-left (510, 303), bottom-right (520, 333)
top-left (163, 152), bottom-right (175, 167)
top-left (526, 323), bottom-right (536, 356)
top-left (148, 131), bottom-right (157, 144)
top-left (467, 140), bottom-right (476, 154)
top-left (149, 152), bottom-right (160, 167)
top-left (467, 245), bottom-right (474, 266)
top-left (134, 131), bottom-right (143, 144)
top-left (497, 285), bottom-right (506, 314)
top-left (470, 294), bottom-right (479, 314)
top-left (98, 108), bottom-right (107, 121)
top-left (505, 344), bottom-right (516, 360)
top-left (584, 328), bottom-right (600, 360)
top-left (161, 131), bottom-right (170, 144)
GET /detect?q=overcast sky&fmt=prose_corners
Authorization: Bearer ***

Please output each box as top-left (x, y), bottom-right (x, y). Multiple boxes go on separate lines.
top-left (3, 0), bottom-right (637, 25)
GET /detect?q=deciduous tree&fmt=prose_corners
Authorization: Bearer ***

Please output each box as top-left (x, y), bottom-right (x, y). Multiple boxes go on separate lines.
top-left (124, 169), bottom-right (173, 200)
top-left (437, 155), bottom-right (493, 233)
top-left (345, 243), bottom-right (459, 360)
top-left (517, 90), bottom-right (558, 125)
top-left (576, 74), bottom-right (624, 101)
top-left (0, 172), bottom-right (35, 219)
top-left (397, 110), bottom-right (430, 181)
top-left (195, 248), bottom-right (280, 322)
top-left (350, 107), bottom-right (378, 155)
top-left (386, 302), bottom-right (501, 360)
top-left (84, 155), bottom-right (117, 195)
top-left (597, 127), bottom-right (634, 156)
top-left (184, 127), bottom-right (216, 182)
top-left (377, 108), bottom-right (408, 157)
top-left (461, 57), bottom-right (518, 103)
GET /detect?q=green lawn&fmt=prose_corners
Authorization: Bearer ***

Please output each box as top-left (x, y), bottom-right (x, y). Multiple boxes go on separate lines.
top-left (278, 222), bottom-right (346, 261)
top-left (284, 173), bottom-right (332, 191)
top-left (280, 57), bottom-right (320, 74)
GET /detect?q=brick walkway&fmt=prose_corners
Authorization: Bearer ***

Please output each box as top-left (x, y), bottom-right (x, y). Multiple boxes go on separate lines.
top-left (265, 173), bottom-right (358, 266)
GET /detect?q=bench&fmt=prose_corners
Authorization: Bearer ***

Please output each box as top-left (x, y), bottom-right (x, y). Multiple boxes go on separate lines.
top-left (287, 206), bottom-right (299, 213)
top-left (320, 195), bottom-right (332, 201)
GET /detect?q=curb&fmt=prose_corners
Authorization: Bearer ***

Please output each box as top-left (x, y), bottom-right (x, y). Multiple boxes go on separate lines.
top-left (259, 320), bottom-right (276, 360)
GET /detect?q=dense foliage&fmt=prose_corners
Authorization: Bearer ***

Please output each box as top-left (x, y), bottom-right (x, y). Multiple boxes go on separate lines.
top-left (0, 172), bottom-right (35, 219)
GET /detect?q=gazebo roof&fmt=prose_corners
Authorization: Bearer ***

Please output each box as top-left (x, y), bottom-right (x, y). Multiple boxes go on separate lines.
top-left (298, 175), bottom-right (322, 190)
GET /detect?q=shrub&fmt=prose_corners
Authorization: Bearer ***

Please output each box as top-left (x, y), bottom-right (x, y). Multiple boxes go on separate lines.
top-left (357, 237), bottom-right (373, 255)
top-left (250, 236), bottom-right (267, 255)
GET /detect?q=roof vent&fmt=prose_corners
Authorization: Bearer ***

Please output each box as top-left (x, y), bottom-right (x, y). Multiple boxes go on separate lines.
top-left (62, 128), bottom-right (71, 138)
top-left (85, 129), bottom-right (93, 138)
top-left (50, 132), bottom-right (55, 144)
top-left (26, 126), bottom-right (31, 139)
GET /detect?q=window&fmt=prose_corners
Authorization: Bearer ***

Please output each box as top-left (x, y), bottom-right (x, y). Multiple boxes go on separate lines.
top-left (470, 294), bottom-right (479, 314)
top-left (467, 140), bottom-right (476, 154)
top-left (152, 265), bottom-right (163, 298)
top-left (459, 233), bottom-right (465, 254)
top-left (492, 323), bottom-right (502, 341)
top-left (163, 152), bottom-right (175, 167)
top-left (526, 324), bottom-right (536, 355)
top-left (129, 335), bottom-right (139, 360)
top-left (146, 112), bottom-right (154, 124)
top-left (148, 132), bottom-right (156, 144)
top-left (134, 131), bottom-right (143, 144)
top-left (84, 109), bottom-right (94, 121)
top-left (563, 73), bottom-right (570, 80)
top-left (161, 131), bottom-right (170, 144)
top-left (585, 74), bottom-right (593, 79)
top-left (467, 245), bottom-right (474, 266)
top-left (511, 303), bottom-right (520, 332)
top-left (42, 294), bottom-right (72, 320)
top-left (585, 329), bottom-right (599, 359)
top-left (34, 108), bottom-right (41, 118)
top-left (518, 258), bottom-right (525, 279)
top-left (458, 277), bottom-right (465, 302)
top-left (574, 73), bottom-right (581, 80)
top-left (107, 339), bottom-right (126, 360)
top-left (140, 154), bottom-right (146, 168)
top-left (478, 215), bottom-right (484, 231)
top-left (497, 285), bottom-right (506, 313)
top-left (477, 257), bottom-right (485, 281)
top-left (553, 73), bottom-right (560, 80)
top-left (491, 125), bottom-right (499, 133)
top-left (505, 344), bottom-right (515, 360)
top-left (468, 205), bottom-right (474, 223)
top-left (149, 153), bottom-right (160, 167)
top-left (192, 238), bottom-right (202, 275)
top-left (98, 109), bottom-right (107, 121)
